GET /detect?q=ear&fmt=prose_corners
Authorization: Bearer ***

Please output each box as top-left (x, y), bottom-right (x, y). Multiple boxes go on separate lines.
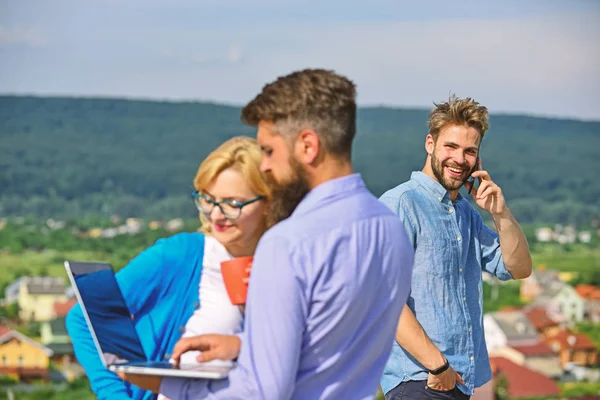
top-left (425, 134), bottom-right (435, 156)
top-left (295, 129), bottom-right (319, 164)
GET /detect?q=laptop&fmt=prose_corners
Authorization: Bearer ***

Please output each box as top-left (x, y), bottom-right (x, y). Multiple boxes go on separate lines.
top-left (64, 260), bottom-right (234, 379)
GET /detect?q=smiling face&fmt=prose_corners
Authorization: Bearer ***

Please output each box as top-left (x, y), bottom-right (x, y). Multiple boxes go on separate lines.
top-left (426, 124), bottom-right (481, 192)
top-left (201, 167), bottom-right (267, 254)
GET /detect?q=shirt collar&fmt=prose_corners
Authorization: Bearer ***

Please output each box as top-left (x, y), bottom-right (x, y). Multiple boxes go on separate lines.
top-left (410, 171), bottom-right (464, 203)
top-left (292, 173), bottom-right (365, 217)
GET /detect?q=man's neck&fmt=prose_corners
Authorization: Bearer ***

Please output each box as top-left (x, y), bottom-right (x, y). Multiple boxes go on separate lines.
top-left (309, 158), bottom-right (354, 189)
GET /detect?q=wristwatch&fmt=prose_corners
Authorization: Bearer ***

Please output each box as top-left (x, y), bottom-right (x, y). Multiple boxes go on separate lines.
top-left (428, 359), bottom-right (450, 375)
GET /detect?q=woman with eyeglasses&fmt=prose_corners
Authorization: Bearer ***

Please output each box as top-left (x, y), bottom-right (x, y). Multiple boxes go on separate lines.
top-left (66, 136), bottom-right (271, 400)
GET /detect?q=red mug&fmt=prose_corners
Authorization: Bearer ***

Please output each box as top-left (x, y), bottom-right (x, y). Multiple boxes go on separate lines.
top-left (220, 256), bottom-right (253, 305)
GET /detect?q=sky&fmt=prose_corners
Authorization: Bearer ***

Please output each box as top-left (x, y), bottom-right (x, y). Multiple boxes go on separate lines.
top-left (1, 0), bottom-right (599, 120)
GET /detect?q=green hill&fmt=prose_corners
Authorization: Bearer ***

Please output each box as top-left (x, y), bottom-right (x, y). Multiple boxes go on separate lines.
top-left (0, 95), bottom-right (598, 224)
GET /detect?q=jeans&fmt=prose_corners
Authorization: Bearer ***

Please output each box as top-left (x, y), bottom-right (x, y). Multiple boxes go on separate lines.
top-left (384, 380), bottom-right (470, 400)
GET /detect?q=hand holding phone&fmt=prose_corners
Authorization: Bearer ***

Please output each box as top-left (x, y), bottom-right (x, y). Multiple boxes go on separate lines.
top-left (467, 156), bottom-right (481, 195)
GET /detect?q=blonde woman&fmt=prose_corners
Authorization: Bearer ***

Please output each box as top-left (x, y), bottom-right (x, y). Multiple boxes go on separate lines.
top-left (66, 137), bottom-right (271, 400)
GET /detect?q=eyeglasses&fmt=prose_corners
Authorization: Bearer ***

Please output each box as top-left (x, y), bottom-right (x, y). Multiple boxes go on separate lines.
top-left (191, 191), bottom-right (264, 220)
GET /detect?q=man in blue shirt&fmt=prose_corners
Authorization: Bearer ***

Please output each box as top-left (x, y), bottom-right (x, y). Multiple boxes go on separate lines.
top-left (120, 69), bottom-right (414, 399)
top-left (379, 95), bottom-right (532, 400)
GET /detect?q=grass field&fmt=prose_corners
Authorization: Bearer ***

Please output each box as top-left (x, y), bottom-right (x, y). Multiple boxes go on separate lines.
top-left (1, 242), bottom-right (597, 292)
top-left (531, 243), bottom-right (600, 273)
top-left (0, 249), bottom-right (113, 290)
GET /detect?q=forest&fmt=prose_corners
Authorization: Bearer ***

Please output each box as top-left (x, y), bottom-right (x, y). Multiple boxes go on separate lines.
top-left (1, 95), bottom-right (598, 224)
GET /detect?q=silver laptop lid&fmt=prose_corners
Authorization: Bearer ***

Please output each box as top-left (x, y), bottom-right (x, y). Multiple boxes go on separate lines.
top-left (64, 260), bottom-right (146, 367)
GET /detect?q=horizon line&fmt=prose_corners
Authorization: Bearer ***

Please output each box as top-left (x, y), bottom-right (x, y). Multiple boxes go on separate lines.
top-left (1, 92), bottom-right (598, 124)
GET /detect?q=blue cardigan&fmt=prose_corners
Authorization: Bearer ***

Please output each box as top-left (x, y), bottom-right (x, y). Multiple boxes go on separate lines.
top-left (66, 232), bottom-right (205, 400)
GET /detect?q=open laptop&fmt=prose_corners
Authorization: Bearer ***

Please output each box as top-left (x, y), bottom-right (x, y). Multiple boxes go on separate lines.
top-left (64, 260), bottom-right (234, 379)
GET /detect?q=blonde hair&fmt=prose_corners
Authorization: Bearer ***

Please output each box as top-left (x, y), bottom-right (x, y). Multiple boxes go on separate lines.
top-left (428, 94), bottom-right (489, 141)
top-left (193, 136), bottom-right (271, 235)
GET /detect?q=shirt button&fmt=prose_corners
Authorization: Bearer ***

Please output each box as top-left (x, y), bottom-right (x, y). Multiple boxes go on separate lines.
top-left (438, 197), bottom-right (442, 201)
top-left (468, 327), bottom-right (471, 332)
top-left (459, 268), bottom-right (463, 273)
top-left (463, 297), bottom-right (467, 302)
top-left (179, 326), bottom-right (185, 332)
top-left (470, 356), bottom-right (474, 361)
top-left (457, 236), bottom-right (461, 241)
top-left (448, 208), bottom-right (454, 213)
top-left (193, 301), bottom-right (199, 308)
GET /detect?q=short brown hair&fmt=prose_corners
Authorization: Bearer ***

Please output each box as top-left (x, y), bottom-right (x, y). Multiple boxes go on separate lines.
top-left (428, 94), bottom-right (489, 141)
top-left (241, 68), bottom-right (357, 158)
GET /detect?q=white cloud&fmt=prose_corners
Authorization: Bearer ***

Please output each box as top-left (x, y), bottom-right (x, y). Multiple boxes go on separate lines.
top-left (227, 44), bottom-right (243, 63)
top-left (222, 12), bottom-right (600, 118)
top-left (0, 25), bottom-right (48, 47)
top-left (1, 5), bottom-right (598, 119)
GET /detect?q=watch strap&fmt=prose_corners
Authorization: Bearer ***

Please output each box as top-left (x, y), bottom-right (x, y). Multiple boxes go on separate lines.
top-left (428, 359), bottom-right (450, 375)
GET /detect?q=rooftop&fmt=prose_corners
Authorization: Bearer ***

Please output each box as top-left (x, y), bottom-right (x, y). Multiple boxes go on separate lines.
top-left (490, 356), bottom-right (560, 399)
top-left (510, 341), bottom-right (555, 356)
top-left (545, 331), bottom-right (597, 351)
top-left (53, 299), bottom-right (77, 318)
top-left (490, 311), bottom-right (539, 341)
top-left (523, 306), bottom-right (560, 331)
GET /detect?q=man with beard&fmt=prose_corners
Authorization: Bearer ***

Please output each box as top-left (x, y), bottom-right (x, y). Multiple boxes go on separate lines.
top-left (379, 95), bottom-right (532, 400)
top-left (119, 68), bottom-right (414, 399)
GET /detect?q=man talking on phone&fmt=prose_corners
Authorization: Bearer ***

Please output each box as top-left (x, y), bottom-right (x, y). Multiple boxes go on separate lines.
top-left (378, 94), bottom-right (532, 400)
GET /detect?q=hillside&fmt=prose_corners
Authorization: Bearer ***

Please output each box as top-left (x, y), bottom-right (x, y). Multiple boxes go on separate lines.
top-left (0, 96), bottom-right (598, 224)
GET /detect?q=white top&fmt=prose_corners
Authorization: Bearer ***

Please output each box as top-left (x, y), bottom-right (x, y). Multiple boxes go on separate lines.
top-left (179, 235), bottom-right (244, 364)
top-left (158, 236), bottom-right (244, 400)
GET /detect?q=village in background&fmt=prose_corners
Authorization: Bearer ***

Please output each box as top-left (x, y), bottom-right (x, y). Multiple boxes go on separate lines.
top-left (0, 216), bottom-right (598, 400)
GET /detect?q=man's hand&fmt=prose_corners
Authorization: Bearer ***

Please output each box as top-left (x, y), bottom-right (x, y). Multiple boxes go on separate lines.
top-left (116, 373), bottom-right (162, 393)
top-left (464, 160), bottom-right (506, 216)
top-left (171, 334), bottom-right (241, 365)
top-left (426, 366), bottom-right (464, 391)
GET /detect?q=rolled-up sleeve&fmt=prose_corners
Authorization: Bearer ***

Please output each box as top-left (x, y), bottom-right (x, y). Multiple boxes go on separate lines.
top-left (159, 233), bottom-right (306, 400)
top-left (478, 219), bottom-right (512, 281)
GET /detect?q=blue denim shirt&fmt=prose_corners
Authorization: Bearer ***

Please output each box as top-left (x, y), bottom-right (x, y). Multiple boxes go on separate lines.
top-left (379, 171), bottom-right (513, 396)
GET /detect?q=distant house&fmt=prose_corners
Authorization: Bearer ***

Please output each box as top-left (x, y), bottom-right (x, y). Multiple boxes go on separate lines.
top-left (166, 218), bottom-right (184, 232)
top-left (148, 220), bottom-right (162, 230)
top-left (522, 268), bottom-right (587, 323)
top-left (535, 227), bottom-right (553, 242)
top-left (489, 357), bottom-right (561, 399)
top-left (545, 331), bottom-right (598, 368)
top-left (0, 323), bottom-right (10, 336)
top-left (40, 318), bottom-right (69, 345)
top-left (484, 311), bottom-right (539, 353)
top-left (578, 231), bottom-right (592, 243)
top-left (4, 277), bottom-right (68, 322)
top-left (522, 306), bottom-right (563, 338)
top-left (529, 278), bottom-right (585, 323)
top-left (547, 284), bottom-right (586, 323)
top-left (0, 329), bottom-right (53, 381)
top-left (575, 284), bottom-right (600, 323)
top-left (491, 341), bottom-right (562, 379)
top-left (53, 299), bottom-right (77, 319)
top-left (520, 268), bottom-right (560, 302)
top-left (40, 318), bottom-right (75, 366)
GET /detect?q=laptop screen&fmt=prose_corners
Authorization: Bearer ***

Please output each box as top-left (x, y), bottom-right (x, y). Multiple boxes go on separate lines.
top-left (66, 261), bottom-right (146, 364)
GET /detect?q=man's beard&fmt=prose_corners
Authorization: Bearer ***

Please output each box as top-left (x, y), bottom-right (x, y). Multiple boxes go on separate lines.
top-left (431, 151), bottom-right (471, 191)
top-left (267, 157), bottom-right (311, 226)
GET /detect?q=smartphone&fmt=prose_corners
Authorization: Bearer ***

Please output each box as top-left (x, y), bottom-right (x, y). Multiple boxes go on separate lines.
top-left (467, 156), bottom-right (480, 195)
